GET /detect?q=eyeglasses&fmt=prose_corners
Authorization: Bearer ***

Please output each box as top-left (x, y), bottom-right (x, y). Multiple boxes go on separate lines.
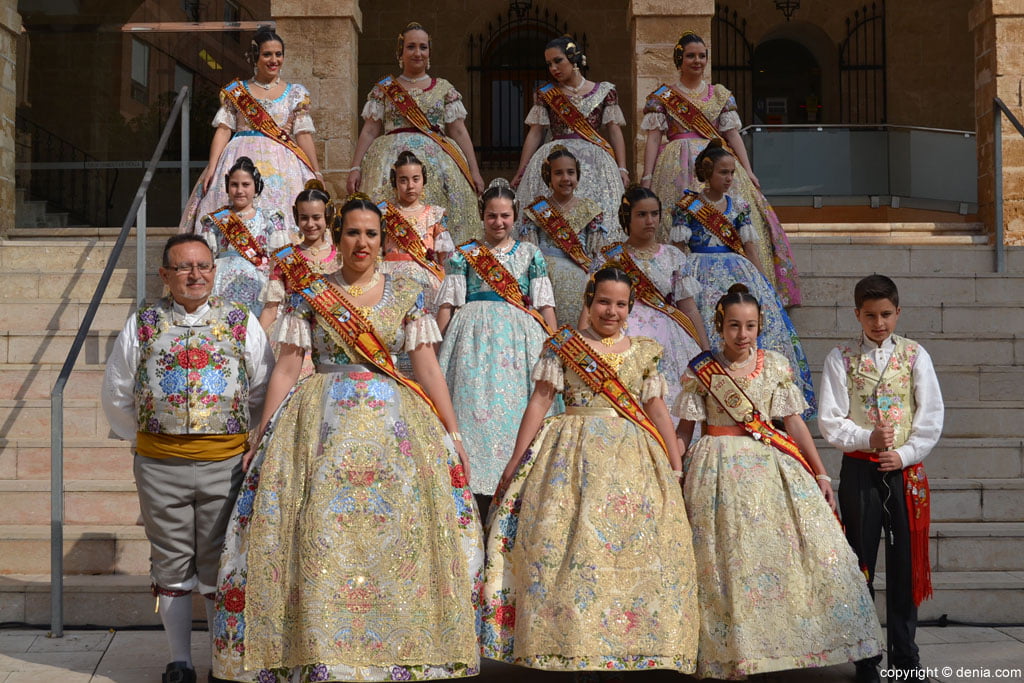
top-left (169, 262), bottom-right (215, 274)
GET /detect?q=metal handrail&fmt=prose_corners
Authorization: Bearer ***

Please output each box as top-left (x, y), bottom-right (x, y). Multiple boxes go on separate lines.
top-left (48, 85), bottom-right (191, 637)
top-left (992, 97), bottom-right (1024, 274)
top-left (739, 123), bottom-right (975, 136)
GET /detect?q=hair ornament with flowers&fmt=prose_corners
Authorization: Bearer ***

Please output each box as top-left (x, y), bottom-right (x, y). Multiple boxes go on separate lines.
top-left (673, 30), bottom-right (706, 68)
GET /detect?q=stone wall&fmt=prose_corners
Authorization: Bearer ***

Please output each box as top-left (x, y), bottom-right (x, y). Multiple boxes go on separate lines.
top-left (0, 0), bottom-right (18, 236)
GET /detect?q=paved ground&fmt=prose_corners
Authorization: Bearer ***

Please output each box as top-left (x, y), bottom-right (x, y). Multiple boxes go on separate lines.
top-left (0, 625), bottom-right (1022, 682)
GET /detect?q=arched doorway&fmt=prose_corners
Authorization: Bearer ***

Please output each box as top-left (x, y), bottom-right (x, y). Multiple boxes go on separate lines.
top-left (752, 39), bottom-right (822, 125)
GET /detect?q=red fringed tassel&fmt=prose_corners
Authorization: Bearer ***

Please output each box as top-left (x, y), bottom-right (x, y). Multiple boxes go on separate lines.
top-left (904, 463), bottom-right (933, 606)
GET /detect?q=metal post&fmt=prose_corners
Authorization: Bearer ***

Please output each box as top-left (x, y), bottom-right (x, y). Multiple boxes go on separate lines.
top-left (49, 385), bottom-right (65, 638)
top-left (137, 195), bottom-right (147, 308)
top-left (181, 86), bottom-right (190, 214)
top-left (994, 105), bottom-right (1006, 274)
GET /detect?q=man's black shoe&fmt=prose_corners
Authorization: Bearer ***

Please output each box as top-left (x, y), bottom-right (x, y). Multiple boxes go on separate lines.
top-left (162, 661), bottom-right (197, 683)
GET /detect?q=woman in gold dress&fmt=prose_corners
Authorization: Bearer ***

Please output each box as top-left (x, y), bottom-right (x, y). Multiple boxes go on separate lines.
top-left (479, 267), bottom-right (698, 675)
top-left (211, 196), bottom-right (483, 682)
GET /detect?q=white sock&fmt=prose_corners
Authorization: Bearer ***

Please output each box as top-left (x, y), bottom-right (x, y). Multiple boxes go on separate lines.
top-left (158, 593), bottom-right (194, 667)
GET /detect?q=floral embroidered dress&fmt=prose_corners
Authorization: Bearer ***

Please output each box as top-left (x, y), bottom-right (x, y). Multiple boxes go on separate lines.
top-left (594, 242), bottom-right (703, 424)
top-left (480, 338), bottom-right (698, 673)
top-left (381, 203), bottom-right (454, 312)
top-left (673, 349), bottom-right (882, 679)
top-left (211, 274), bottom-right (484, 682)
top-left (517, 196), bottom-right (608, 327)
top-left (181, 82), bottom-right (315, 233)
top-left (672, 192), bottom-right (815, 416)
top-left (517, 82), bottom-right (627, 241)
top-left (196, 207), bottom-right (289, 316)
top-left (360, 78), bottom-right (478, 244)
top-left (436, 241), bottom-right (559, 496)
top-left (641, 82), bottom-right (801, 306)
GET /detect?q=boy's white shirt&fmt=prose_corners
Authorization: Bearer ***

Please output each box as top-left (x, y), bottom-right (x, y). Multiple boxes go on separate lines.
top-left (817, 333), bottom-right (944, 469)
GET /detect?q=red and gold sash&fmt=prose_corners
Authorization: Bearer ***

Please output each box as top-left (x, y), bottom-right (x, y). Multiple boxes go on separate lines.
top-left (377, 76), bottom-right (475, 186)
top-left (458, 240), bottom-right (552, 334)
top-left (546, 326), bottom-right (668, 455)
top-left (537, 82), bottom-right (615, 159)
top-left (209, 207), bottom-right (268, 268)
top-left (274, 245), bottom-right (441, 418)
top-left (600, 243), bottom-right (702, 343)
top-left (652, 84), bottom-right (735, 155)
top-left (524, 197), bottom-right (592, 271)
top-left (221, 80), bottom-right (315, 173)
top-left (689, 350), bottom-right (813, 475)
top-left (378, 200), bottom-right (446, 281)
top-left (675, 191), bottom-right (747, 255)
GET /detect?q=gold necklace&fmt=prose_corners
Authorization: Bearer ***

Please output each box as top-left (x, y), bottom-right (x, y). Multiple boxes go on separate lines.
top-left (549, 195), bottom-right (575, 215)
top-left (627, 242), bottom-right (659, 259)
top-left (336, 270), bottom-right (381, 297)
top-left (585, 328), bottom-right (624, 347)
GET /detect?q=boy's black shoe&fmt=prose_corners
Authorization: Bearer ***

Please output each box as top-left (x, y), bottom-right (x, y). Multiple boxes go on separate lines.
top-left (162, 661), bottom-right (197, 683)
top-left (855, 660), bottom-right (881, 683)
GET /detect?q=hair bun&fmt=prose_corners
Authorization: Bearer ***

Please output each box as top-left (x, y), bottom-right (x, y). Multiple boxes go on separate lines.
top-left (487, 177), bottom-right (512, 191)
top-left (727, 283), bottom-right (751, 295)
top-left (304, 178), bottom-right (327, 194)
top-left (344, 191), bottom-right (373, 204)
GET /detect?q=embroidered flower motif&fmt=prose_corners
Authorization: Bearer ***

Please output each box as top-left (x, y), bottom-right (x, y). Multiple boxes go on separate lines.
top-left (177, 348), bottom-right (210, 369)
top-left (495, 605), bottom-right (516, 627)
top-left (449, 463), bottom-right (468, 489)
top-left (309, 664), bottom-right (329, 681)
top-left (226, 307), bottom-right (247, 325)
top-left (223, 587), bottom-right (245, 613)
top-left (389, 667), bottom-right (412, 681)
top-left (256, 670), bottom-right (276, 683)
top-left (201, 371), bottom-right (228, 394)
top-left (159, 370), bottom-right (187, 395)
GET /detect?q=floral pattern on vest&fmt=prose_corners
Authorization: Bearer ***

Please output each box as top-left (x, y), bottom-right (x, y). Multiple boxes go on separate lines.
top-left (839, 334), bottom-right (918, 447)
top-left (134, 297), bottom-right (251, 435)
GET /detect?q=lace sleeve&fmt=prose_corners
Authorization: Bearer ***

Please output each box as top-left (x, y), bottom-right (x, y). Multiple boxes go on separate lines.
top-left (404, 292), bottom-right (444, 351)
top-left (528, 249), bottom-right (557, 309)
top-left (669, 206), bottom-right (693, 244)
top-left (640, 95), bottom-right (667, 132)
top-left (272, 295), bottom-right (313, 349)
top-left (524, 104), bottom-right (550, 126)
top-left (672, 369), bottom-right (707, 420)
top-left (672, 272), bottom-right (701, 302)
top-left (361, 84), bottom-right (385, 121)
top-left (531, 351), bottom-right (564, 392)
top-left (767, 352), bottom-right (810, 419)
top-left (443, 86), bottom-right (468, 123)
top-left (518, 217), bottom-right (540, 245)
top-left (583, 212), bottom-right (609, 256)
top-left (601, 87), bottom-right (627, 126)
top-left (716, 90), bottom-right (742, 132)
top-left (435, 253), bottom-right (467, 307)
top-left (734, 200), bottom-right (757, 243)
top-left (288, 84), bottom-right (315, 135)
top-left (212, 91), bottom-right (236, 130)
top-left (639, 339), bottom-right (669, 402)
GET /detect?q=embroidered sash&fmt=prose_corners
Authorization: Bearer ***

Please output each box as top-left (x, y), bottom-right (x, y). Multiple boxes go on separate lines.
top-left (221, 80), bottom-right (315, 173)
top-left (675, 192), bottom-right (747, 256)
top-left (209, 207), bottom-right (268, 268)
top-left (545, 325), bottom-right (667, 455)
top-left (458, 240), bottom-right (552, 333)
top-left (377, 76), bottom-right (475, 186)
top-left (274, 245), bottom-right (441, 418)
top-left (524, 197), bottom-right (592, 271)
top-left (378, 200), bottom-right (446, 281)
top-left (652, 84), bottom-right (735, 155)
top-left (537, 82), bottom-right (615, 159)
top-left (600, 243), bottom-right (702, 343)
top-left (688, 350), bottom-right (813, 475)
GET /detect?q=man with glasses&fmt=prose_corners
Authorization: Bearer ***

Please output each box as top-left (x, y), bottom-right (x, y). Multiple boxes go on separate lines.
top-left (102, 234), bottom-right (274, 683)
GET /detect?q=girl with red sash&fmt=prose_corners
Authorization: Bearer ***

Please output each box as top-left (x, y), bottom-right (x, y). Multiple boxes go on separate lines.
top-left (196, 156), bottom-right (288, 316)
top-left (639, 31), bottom-right (801, 307)
top-left (518, 146), bottom-right (611, 327)
top-left (348, 22), bottom-right (485, 245)
top-left (673, 142), bottom-right (816, 416)
top-left (674, 285), bottom-right (882, 680)
top-left (436, 180), bottom-right (558, 513)
top-left (181, 27), bottom-right (321, 233)
top-left (480, 267), bottom-right (698, 675)
top-left (211, 195), bottom-right (482, 682)
top-left (511, 37), bottom-right (629, 239)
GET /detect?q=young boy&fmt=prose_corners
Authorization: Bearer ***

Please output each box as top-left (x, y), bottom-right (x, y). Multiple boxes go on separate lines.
top-left (818, 274), bottom-right (944, 683)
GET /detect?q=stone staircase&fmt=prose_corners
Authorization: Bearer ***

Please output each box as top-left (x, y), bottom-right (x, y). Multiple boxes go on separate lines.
top-left (789, 239), bottom-right (1024, 625)
top-left (0, 230), bottom-right (1021, 627)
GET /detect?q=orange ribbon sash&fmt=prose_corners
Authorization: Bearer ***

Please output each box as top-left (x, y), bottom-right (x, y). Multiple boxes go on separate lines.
top-left (600, 243), bottom-right (702, 343)
top-left (209, 207), bottom-right (268, 268)
top-left (458, 240), bottom-right (552, 334)
top-left (537, 82), bottom-right (615, 159)
top-left (221, 80), bottom-right (315, 173)
top-left (545, 325), bottom-right (668, 456)
top-left (377, 76), bottom-right (475, 187)
top-left (652, 84), bottom-right (735, 155)
top-left (675, 191), bottom-right (747, 255)
top-left (274, 245), bottom-right (441, 418)
top-left (524, 197), bottom-right (592, 271)
top-left (378, 200), bottom-right (446, 282)
top-left (689, 350), bottom-right (813, 475)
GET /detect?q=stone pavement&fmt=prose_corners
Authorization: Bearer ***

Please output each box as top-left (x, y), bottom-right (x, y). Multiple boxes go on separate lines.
top-left (0, 625), bottom-right (1022, 682)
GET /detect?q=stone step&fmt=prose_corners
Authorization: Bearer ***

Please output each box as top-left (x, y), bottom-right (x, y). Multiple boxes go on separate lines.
top-left (800, 332), bottom-right (1023, 367)
top-left (794, 272), bottom-right (1024, 306)
top-left (786, 221), bottom-right (986, 236)
top-left (1, 329), bottom-right (121, 365)
top-left (0, 399), bottom-right (114, 440)
top-left (7, 226), bottom-right (181, 240)
top-left (0, 270), bottom-right (162, 302)
top-left (908, 480), bottom-right (1023, 524)
top-left (789, 243), bottom-right (1024, 274)
top-left (0, 437), bottom-right (134, 480)
top-left (815, 438), bottom-right (1024, 480)
top-left (0, 574), bottom-right (206, 627)
top-left (0, 237), bottom-right (170, 272)
top-left (0, 300), bottom-right (137, 332)
top-left (0, 480), bottom-right (140, 525)
top-left (790, 302), bottom-right (1024, 336)
top-left (0, 525), bottom-right (148, 575)
top-left (0, 364), bottom-right (111, 401)
top-left (875, 571), bottom-right (1024, 623)
top-left (807, 365), bottom-right (1024, 403)
top-left (790, 234), bottom-right (989, 246)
